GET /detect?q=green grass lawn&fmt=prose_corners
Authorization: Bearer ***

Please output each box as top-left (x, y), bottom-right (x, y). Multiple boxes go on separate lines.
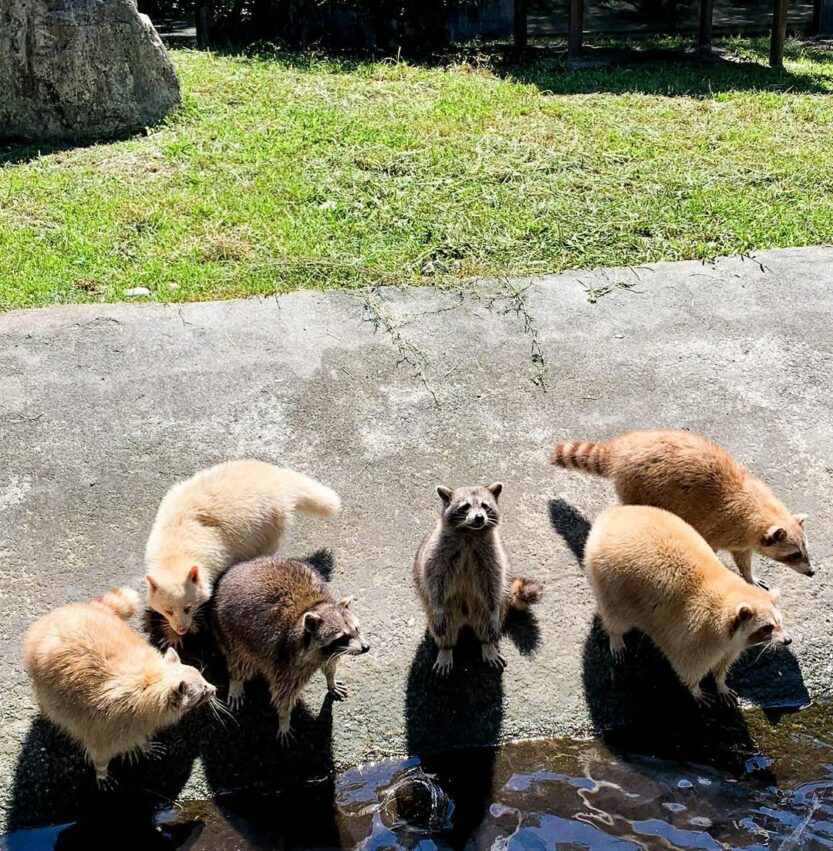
top-left (1, 37), bottom-right (832, 310)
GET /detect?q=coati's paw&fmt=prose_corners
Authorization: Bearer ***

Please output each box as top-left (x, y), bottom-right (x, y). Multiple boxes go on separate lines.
top-left (329, 681), bottom-right (349, 700)
top-left (482, 643), bottom-right (507, 670)
top-left (609, 635), bottom-right (626, 663)
top-left (753, 577), bottom-right (770, 591)
top-left (716, 684), bottom-right (738, 705)
top-left (433, 649), bottom-right (454, 677)
top-left (276, 725), bottom-right (295, 747)
top-left (227, 680), bottom-right (245, 710)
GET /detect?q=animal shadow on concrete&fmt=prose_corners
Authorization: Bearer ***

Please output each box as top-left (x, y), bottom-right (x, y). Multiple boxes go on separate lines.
top-left (6, 709), bottom-right (204, 840)
top-left (548, 498), bottom-right (592, 563)
top-left (404, 630), bottom-right (507, 850)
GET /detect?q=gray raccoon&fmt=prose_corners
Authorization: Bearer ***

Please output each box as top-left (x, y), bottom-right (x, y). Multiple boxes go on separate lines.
top-left (211, 555), bottom-right (369, 744)
top-left (412, 483), bottom-right (543, 676)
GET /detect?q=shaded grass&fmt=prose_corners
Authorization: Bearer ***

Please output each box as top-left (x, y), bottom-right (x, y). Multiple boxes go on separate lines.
top-left (1, 36), bottom-right (832, 310)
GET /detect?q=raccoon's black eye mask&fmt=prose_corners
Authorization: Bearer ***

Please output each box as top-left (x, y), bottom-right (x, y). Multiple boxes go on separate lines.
top-left (326, 634), bottom-right (351, 650)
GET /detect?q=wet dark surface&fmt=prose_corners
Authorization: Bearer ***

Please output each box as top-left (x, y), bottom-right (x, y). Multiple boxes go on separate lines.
top-left (4, 698), bottom-right (833, 850)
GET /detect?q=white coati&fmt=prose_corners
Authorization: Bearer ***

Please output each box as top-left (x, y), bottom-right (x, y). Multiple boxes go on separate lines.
top-left (145, 459), bottom-right (341, 645)
top-left (584, 504), bottom-right (791, 703)
top-left (211, 555), bottom-right (369, 744)
top-left (22, 587), bottom-right (216, 784)
top-left (413, 483), bottom-right (543, 676)
top-left (551, 428), bottom-right (811, 587)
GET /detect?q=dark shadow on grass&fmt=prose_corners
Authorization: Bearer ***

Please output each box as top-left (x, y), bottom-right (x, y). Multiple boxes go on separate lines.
top-left (0, 129), bottom-right (142, 167)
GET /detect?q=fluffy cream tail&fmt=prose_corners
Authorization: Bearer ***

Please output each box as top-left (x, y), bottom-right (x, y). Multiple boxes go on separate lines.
top-left (550, 440), bottom-right (611, 476)
top-left (97, 587), bottom-right (141, 620)
top-left (286, 471), bottom-right (342, 517)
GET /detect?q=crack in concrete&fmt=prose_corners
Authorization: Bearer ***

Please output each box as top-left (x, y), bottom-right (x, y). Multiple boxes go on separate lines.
top-left (360, 288), bottom-right (439, 405)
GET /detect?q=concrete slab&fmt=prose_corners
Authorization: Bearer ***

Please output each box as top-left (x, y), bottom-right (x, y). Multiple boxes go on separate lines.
top-left (2, 246), bottom-right (833, 830)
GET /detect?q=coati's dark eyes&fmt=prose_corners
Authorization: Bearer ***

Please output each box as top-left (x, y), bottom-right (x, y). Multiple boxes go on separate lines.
top-left (782, 551), bottom-right (804, 563)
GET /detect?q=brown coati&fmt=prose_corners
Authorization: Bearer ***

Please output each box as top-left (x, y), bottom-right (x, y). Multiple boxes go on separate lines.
top-left (412, 483), bottom-right (543, 676)
top-left (551, 429), bottom-right (811, 588)
top-left (211, 555), bottom-right (369, 744)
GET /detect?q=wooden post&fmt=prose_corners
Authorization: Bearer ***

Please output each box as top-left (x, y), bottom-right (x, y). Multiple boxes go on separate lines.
top-left (769, 0), bottom-right (788, 67)
top-left (698, 0), bottom-right (713, 50)
top-left (195, 1), bottom-right (212, 48)
top-left (568, 0), bottom-right (584, 60)
top-left (514, 0), bottom-right (527, 48)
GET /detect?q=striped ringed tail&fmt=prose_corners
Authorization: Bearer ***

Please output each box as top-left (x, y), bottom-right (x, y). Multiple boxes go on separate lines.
top-left (550, 440), bottom-right (610, 476)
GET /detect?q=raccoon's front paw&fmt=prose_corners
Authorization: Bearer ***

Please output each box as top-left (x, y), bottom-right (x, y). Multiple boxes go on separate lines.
top-left (716, 683), bottom-right (738, 705)
top-left (433, 649), bottom-right (454, 677)
top-left (227, 680), bottom-right (245, 710)
top-left (328, 681), bottom-right (349, 700)
top-left (482, 643), bottom-right (507, 670)
top-left (140, 741), bottom-right (166, 760)
top-left (609, 635), bottom-right (626, 663)
top-left (162, 625), bottom-right (184, 650)
top-left (690, 685), bottom-right (714, 707)
top-left (95, 770), bottom-right (117, 791)
top-left (276, 722), bottom-right (295, 747)
top-left (753, 576), bottom-right (770, 591)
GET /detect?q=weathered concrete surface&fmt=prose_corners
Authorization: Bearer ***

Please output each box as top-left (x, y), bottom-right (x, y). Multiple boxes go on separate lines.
top-left (1, 246), bottom-right (833, 829)
top-left (0, 0), bottom-right (179, 141)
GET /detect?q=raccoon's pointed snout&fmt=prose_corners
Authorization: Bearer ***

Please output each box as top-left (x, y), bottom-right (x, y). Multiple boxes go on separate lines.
top-left (471, 512), bottom-right (486, 529)
top-left (360, 641), bottom-right (370, 654)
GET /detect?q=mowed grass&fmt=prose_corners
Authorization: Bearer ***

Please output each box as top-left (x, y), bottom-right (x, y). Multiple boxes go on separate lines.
top-left (1, 37), bottom-right (832, 309)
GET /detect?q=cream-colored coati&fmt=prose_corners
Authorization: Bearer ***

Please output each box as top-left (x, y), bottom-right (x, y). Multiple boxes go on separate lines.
top-left (413, 483), bottom-right (543, 676)
top-left (212, 555), bottom-right (369, 744)
top-left (22, 587), bottom-right (216, 784)
top-left (584, 505), bottom-right (790, 703)
top-left (145, 459), bottom-right (341, 645)
top-left (551, 428), bottom-right (811, 587)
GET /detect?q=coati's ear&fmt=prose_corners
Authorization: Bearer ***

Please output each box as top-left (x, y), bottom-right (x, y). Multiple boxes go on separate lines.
top-left (164, 647), bottom-right (181, 665)
top-left (793, 513), bottom-right (808, 527)
top-left (188, 565), bottom-right (200, 584)
top-left (732, 603), bottom-right (754, 633)
top-left (762, 525), bottom-right (787, 546)
top-left (146, 574), bottom-right (158, 593)
top-left (303, 612), bottom-right (322, 634)
top-left (436, 486), bottom-right (453, 505)
top-left (338, 596), bottom-right (355, 609)
top-left (486, 482), bottom-right (503, 499)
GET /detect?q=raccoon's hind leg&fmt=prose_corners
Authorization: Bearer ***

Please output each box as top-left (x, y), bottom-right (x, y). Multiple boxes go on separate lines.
top-left (429, 617), bottom-right (460, 677)
top-left (596, 607), bottom-right (630, 663)
top-left (225, 655), bottom-right (256, 710)
top-left (474, 612), bottom-right (506, 671)
top-left (323, 658), bottom-right (348, 700)
top-left (267, 678), bottom-right (298, 746)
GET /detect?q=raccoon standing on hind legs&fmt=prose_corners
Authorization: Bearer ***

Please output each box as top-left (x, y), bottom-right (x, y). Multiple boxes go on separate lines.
top-left (413, 482), bottom-right (543, 676)
top-left (551, 428), bottom-right (812, 588)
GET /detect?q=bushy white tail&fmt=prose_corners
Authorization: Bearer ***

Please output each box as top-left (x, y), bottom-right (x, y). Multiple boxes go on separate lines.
top-left (287, 472), bottom-right (341, 517)
top-left (97, 587), bottom-right (141, 620)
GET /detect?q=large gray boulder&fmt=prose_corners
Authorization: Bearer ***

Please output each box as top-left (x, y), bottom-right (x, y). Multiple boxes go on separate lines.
top-left (0, 0), bottom-right (180, 142)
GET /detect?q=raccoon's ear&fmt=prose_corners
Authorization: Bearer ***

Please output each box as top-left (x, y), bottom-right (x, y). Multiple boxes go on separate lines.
top-left (732, 603), bottom-right (754, 633)
top-left (164, 647), bottom-right (181, 665)
top-left (188, 565), bottom-right (200, 584)
top-left (436, 486), bottom-right (453, 504)
top-left (486, 482), bottom-right (503, 498)
top-left (762, 526), bottom-right (787, 546)
top-left (303, 612), bottom-right (322, 634)
top-left (794, 513), bottom-right (808, 527)
top-left (338, 596), bottom-right (355, 609)
top-left (146, 574), bottom-right (158, 593)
